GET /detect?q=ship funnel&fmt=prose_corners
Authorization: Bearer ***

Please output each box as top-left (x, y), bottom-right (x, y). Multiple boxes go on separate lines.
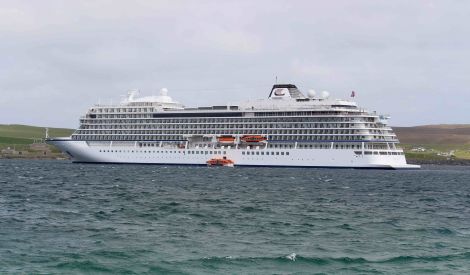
top-left (269, 84), bottom-right (306, 99)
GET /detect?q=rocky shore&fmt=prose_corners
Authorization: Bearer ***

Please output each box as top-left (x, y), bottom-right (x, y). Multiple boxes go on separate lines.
top-left (406, 158), bottom-right (470, 166)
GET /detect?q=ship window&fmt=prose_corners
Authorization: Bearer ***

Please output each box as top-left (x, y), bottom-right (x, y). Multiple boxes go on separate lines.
top-left (281, 152), bottom-right (285, 155)
top-left (256, 152), bottom-right (259, 155)
top-left (276, 152), bottom-right (279, 155)
top-left (242, 152), bottom-right (245, 155)
top-left (286, 152), bottom-right (289, 156)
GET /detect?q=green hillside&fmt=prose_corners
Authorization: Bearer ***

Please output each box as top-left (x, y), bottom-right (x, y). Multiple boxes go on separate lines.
top-left (395, 125), bottom-right (470, 162)
top-left (0, 124), bottom-right (74, 146)
top-left (0, 124), bottom-right (73, 139)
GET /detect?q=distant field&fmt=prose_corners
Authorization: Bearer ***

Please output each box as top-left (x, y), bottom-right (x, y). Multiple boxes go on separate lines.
top-left (0, 124), bottom-right (73, 147)
top-left (395, 125), bottom-right (470, 145)
top-left (395, 125), bottom-right (470, 161)
top-left (0, 124), bottom-right (73, 140)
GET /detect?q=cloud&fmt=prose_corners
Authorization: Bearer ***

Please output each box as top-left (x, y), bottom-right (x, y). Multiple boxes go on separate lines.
top-left (0, 0), bottom-right (469, 127)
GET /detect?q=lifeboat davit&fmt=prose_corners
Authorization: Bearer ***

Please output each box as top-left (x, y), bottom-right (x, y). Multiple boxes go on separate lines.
top-left (206, 157), bottom-right (235, 167)
top-left (240, 135), bottom-right (267, 143)
top-left (217, 135), bottom-right (236, 144)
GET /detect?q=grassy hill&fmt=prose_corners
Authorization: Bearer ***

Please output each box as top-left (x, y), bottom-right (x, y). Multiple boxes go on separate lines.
top-left (0, 124), bottom-right (74, 145)
top-left (394, 125), bottom-right (470, 145)
top-left (394, 124), bottom-right (470, 161)
top-left (0, 124), bottom-right (74, 158)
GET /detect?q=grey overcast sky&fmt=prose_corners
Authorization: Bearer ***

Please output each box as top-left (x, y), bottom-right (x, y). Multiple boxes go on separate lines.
top-left (0, 0), bottom-right (469, 128)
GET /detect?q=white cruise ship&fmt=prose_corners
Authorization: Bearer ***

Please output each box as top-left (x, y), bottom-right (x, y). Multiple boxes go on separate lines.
top-left (47, 84), bottom-right (419, 169)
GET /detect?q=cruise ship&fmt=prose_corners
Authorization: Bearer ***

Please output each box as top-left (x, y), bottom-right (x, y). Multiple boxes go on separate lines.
top-left (47, 84), bottom-right (419, 169)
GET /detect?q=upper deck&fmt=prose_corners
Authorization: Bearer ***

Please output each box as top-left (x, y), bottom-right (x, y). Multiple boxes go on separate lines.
top-left (88, 84), bottom-right (361, 115)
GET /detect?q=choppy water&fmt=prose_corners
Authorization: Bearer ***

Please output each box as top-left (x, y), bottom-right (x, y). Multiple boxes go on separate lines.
top-left (1, 160), bottom-right (470, 274)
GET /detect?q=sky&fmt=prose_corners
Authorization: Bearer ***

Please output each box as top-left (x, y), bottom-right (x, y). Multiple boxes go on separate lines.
top-left (0, 0), bottom-right (469, 128)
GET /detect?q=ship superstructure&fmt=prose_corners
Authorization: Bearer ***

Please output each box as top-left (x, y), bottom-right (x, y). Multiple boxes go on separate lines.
top-left (47, 84), bottom-right (419, 169)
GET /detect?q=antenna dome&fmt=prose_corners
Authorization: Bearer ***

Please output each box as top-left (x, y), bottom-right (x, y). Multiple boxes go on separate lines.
top-left (160, 88), bottom-right (168, 96)
top-left (321, 90), bottom-right (330, 99)
top-left (307, 89), bottom-right (316, 98)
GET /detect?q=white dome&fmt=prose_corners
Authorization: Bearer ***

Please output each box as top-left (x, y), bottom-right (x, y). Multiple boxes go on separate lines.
top-left (321, 90), bottom-right (330, 99)
top-left (160, 88), bottom-right (168, 96)
top-left (307, 89), bottom-right (316, 98)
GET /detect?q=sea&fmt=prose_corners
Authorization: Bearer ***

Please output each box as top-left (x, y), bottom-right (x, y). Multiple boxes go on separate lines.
top-left (1, 160), bottom-right (470, 274)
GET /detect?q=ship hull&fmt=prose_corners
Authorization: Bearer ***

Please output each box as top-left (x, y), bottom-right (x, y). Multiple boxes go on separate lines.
top-left (47, 139), bottom-right (420, 170)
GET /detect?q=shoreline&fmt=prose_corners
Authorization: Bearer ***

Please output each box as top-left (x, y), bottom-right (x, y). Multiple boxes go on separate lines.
top-left (406, 158), bottom-right (470, 166)
top-left (2, 156), bottom-right (469, 166)
top-left (0, 155), bottom-right (68, 160)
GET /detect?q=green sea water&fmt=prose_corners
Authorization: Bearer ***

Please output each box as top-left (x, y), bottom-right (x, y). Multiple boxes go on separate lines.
top-left (1, 160), bottom-right (470, 274)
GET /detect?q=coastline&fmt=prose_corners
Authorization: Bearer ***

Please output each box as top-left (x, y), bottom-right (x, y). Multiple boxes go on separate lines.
top-left (2, 155), bottom-right (469, 166)
top-left (0, 155), bottom-right (68, 161)
top-left (406, 158), bottom-right (470, 166)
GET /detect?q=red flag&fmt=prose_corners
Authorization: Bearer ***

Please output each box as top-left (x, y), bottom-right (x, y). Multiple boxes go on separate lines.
top-left (351, 91), bottom-right (356, 97)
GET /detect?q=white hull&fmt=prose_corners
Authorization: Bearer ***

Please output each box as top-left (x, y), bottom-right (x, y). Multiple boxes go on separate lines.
top-left (48, 139), bottom-right (420, 169)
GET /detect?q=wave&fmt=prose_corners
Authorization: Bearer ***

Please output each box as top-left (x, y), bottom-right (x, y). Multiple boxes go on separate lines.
top-left (185, 252), bottom-right (470, 266)
top-left (54, 260), bottom-right (113, 272)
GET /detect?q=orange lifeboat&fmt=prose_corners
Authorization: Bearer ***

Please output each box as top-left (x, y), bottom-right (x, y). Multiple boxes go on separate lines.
top-left (240, 135), bottom-right (267, 143)
top-left (206, 157), bottom-right (235, 167)
top-left (217, 135), bottom-right (236, 144)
